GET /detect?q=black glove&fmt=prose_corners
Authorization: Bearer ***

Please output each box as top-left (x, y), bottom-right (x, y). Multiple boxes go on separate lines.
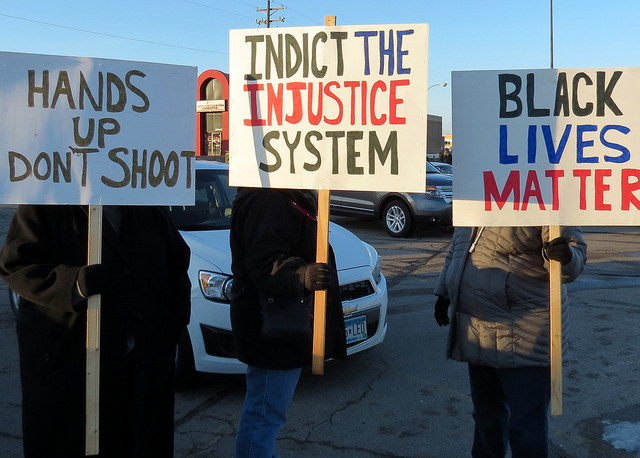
top-left (299, 263), bottom-right (335, 291)
top-left (544, 237), bottom-right (572, 265)
top-left (76, 264), bottom-right (108, 298)
top-left (434, 295), bottom-right (451, 327)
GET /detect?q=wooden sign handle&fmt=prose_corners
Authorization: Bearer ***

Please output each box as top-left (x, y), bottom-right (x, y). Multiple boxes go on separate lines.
top-left (85, 205), bottom-right (102, 455)
top-left (549, 225), bottom-right (562, 415)
top-left (312, 190), bottom-right (330, 375)
top-left (311, 14), bottom-right (337, 376)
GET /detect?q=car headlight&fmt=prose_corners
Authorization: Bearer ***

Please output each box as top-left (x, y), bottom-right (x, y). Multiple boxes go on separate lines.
top-left (425, 185), bottom-right (443, 199)
top-left (361, 242), bottom-right (383, 285)
top-left (372, 254), bottom-right (383, 284)
top-left (199, 271), bottom-right (233, 302)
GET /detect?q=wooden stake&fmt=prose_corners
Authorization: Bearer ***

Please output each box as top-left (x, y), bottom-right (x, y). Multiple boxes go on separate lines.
top-left (548, 1), bottom-right (562, 415)
top-left (549, 225), bottom-right (562, 415)
top-left (85, 205), bottom-right (102, 455)
top-left (311, 15), bottom-right (336, 376)
top-left (312, 190), bottom-right (330, 375)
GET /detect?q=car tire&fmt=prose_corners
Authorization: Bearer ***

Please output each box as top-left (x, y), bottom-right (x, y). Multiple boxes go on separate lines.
top-left (175, 327), bottom-right (197, 390)
top-left (383, 199), bottom-right (415, 238)
top-left (8, 288), bottom-right (19, 314)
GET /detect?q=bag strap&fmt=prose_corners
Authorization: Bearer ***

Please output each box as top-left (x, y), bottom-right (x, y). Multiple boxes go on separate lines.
top-left (288, 198), bottom-right (317, 222)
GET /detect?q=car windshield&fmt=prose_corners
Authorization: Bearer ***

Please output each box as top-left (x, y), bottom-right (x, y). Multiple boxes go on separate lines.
top-left (426, 162), bottom-right (441, 173)
top-left (167, 169), bottom-right (238, 231)
top-left (434, 163), bottom-right (452, 174)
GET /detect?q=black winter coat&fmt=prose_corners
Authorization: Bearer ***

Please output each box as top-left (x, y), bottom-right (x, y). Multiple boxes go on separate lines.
top-left (0, 205), bottom-right (191, 457)
top-left (230, 189), bottom-right (347, 369)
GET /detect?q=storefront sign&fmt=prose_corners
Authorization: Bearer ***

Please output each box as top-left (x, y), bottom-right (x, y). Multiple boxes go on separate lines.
top-left (196, 99), bottom-right (226, 112)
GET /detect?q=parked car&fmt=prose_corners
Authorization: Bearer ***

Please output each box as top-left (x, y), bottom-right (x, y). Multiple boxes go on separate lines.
top-left (429, 161), bottom-right (452, 175)
top-left (330, 161), bottom-right (453, 238)
top-left (167, 158), bottom-right (388, 384)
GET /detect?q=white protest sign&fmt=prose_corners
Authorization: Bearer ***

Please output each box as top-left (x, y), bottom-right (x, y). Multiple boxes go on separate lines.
top-left (452, 68), bottom-right (640, 226)
top-left (0, 51), bottom-right (197, 205)
top-left (228, 24), bottom-right (428, 192)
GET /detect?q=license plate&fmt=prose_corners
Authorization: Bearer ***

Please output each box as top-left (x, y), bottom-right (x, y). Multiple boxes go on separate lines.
top-left (345, 315), bottom-right (367, 344)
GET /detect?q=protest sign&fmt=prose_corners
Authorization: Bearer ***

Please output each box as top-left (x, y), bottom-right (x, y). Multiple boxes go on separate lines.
top-left (0, 51), bottom-right (197, 454)
top-left (450, 68), bottom-right (634, 415)
top-left (0, 51), bottom-right (196, 205)
top-left (229, 21), bottom-right (428, 375)
top-left (452, 68), bottom-right (640, 226)
top-left (228, 23), bottom-right (429, 193)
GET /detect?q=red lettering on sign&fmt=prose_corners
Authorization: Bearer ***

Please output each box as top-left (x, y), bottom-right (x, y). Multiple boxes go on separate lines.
top-left (285, 82), bottom-right (306, 124)
top-left (370, 81), bottom-right (387, 126)
top-left (323, 81), bottom-right (342, 125)
top-left (484, 170), bottom-right (521, 210)
top-left (594, 169), bottom-right (612, 211)
top-left (522, 170), bottom-right (545, 211)
top-left (573, 169), bottom-right (591, 210)
top-left (267, 83), bottom-right (283, 126)
top-left (389, 79), bottom-right (409, 125)
top-left (545, 170), bottom-right (564, 210)
top-left (621, 169), bottom-right (640, 210)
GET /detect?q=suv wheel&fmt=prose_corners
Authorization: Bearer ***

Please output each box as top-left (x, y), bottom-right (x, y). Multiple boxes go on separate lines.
top-left (383, 199), bottom-right (415, 238)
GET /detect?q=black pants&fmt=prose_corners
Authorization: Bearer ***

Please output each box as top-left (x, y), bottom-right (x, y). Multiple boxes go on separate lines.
top-left (22, 349), bottom-right (176, 458)
top-left (468, 363), bottom-right (551, 458)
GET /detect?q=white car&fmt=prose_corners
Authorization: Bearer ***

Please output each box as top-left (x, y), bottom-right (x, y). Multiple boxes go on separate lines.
top-left (168, 158), bottom-right (388, 383)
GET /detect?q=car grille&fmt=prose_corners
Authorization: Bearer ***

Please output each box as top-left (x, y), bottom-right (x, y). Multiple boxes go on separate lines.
top-left (340, 280), bottom-right (375, 301)
top-left (438, 185), bottom-right (453, 203)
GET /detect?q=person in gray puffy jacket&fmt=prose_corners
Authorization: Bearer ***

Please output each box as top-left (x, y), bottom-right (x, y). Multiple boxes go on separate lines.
top-left (433, 226), bottom-right (586, 458)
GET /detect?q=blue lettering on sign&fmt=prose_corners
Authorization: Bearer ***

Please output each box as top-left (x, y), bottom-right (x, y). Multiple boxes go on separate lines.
top-left (355, 29), bottom-right (415, 76)
top-left (498, 123), bottom-right (632, 165)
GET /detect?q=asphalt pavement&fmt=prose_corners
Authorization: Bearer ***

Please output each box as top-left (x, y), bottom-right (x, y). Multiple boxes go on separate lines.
top-left (1, 207), bottom-right (640, 457)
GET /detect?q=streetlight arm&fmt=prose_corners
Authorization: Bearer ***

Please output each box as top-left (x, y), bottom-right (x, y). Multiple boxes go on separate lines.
top-left (428, 82), bottom-right (448, 90)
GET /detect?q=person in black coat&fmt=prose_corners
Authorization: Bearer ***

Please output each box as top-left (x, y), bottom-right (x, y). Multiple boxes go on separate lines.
top-left (230, 188), bottom-right (346, 457)
top-left (0, 205), bottom-right (191, 457)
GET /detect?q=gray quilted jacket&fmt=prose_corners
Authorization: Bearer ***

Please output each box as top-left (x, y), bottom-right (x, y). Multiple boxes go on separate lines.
top-left (433, 226), bottom-right (587, 368)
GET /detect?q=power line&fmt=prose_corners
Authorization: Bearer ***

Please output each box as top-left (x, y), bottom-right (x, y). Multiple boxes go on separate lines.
top-left (183, 0), bottom-right (254, 19)
top-left (227, 0), bottom-right (260, 7)
top-left (0, 12), bottom-right (227, 54)
top-left (277, 2), bottom-right (319, 25)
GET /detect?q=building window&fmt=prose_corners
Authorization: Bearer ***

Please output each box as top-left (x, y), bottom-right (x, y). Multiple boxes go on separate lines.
top-left (205, 79), bottom-right (224, 100)
top-left (203, 80), bottom-right (224, 156)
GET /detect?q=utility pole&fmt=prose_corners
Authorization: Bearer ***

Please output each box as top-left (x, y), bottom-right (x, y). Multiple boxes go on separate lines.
top-left (256, 1), bottom-right (284, 28)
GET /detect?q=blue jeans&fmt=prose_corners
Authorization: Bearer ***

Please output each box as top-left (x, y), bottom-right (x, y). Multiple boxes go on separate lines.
top-left (236, 365), bottom-right (302, 458)
top-left (468, 363), bottom-right (551, 458)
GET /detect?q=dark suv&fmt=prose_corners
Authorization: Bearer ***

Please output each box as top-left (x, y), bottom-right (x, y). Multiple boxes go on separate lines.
top-left (330, 162), bottom-right (452, 237)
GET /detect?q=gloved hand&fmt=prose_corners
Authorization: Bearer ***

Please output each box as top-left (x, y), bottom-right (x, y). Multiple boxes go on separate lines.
top-left (76, 264), bottom-right (108, 298)
top-left (434, 295), bottom-right (451, 326)
top-left (544, 237), bottom-right (572, 265)
top-left (299, 263), bottom-right (335, 291)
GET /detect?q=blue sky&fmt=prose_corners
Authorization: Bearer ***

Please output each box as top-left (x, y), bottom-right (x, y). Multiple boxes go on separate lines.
top-left (2, 0), bottom-right (639, 133)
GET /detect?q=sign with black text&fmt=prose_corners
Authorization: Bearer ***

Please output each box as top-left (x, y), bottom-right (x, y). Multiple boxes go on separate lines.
top-left (453, 68), bottom-right (640, 226)
top-left (0, 51), bottom-right (197, 205)
top-left (229, 24), bottom-right (429, 192)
